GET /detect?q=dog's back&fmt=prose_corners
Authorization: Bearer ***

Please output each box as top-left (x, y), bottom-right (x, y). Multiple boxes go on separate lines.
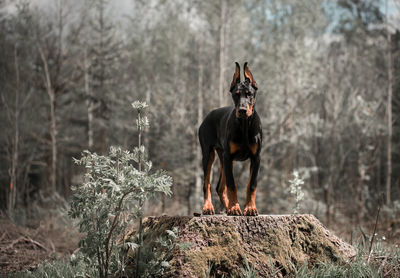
top-left (198, 106), bottom-right (233, 153)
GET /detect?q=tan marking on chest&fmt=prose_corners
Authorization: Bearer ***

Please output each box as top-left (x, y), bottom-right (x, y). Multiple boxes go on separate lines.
top-left (229, 142), bottom-right (241, 154)
top-left (249, 143), bottom-right (258, 155)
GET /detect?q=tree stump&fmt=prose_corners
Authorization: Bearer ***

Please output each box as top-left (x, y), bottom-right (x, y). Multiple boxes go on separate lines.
top-left (129, 214), bottom-right (356, 277)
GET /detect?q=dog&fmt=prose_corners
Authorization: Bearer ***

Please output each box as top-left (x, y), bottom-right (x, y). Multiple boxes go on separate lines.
top-left (198, 62), bottom-right (262, 216)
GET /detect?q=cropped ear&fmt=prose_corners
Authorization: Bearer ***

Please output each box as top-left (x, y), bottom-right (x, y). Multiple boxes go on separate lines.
top-left (230, 62), bottom-right (241, 92)
top-left (244, 62), bottom-right (257, 90)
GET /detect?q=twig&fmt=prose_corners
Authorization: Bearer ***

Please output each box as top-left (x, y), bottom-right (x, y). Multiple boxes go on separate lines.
top-left (24, 236), bottom-right (49, 251)
top-left (359, 226), bottom-right (367, 245)
top-left (3, 236), bottom-right (48, 252)
top-left (377, 255), bottom-right (389, 273)
top-left (384, 268), bottom-right (393, 277)
top-left (0, 231), bottom-right (8, 241)
top-left (2, 237), bottom-right (21, 250)
top-left (104, 188), bottom-right (137, 276)
top-left (359, 227), bottom-right (372, 260)
top-left (368, 206), bottom-right (381, 263)
top-left (48, 239), bottom-right (56, 253)
top-left (374, 255), bottom-right (391, 260)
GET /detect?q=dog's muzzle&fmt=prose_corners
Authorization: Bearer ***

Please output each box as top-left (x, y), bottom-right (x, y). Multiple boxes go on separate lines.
top-left (236, 98), bottom-right (252, 118)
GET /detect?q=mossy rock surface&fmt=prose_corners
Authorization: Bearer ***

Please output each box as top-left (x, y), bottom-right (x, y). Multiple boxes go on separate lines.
top-left (131, 214), bottom-right (356, 277)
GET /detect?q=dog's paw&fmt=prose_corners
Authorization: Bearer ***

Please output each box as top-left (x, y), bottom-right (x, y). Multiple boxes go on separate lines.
top-left (243, 206), bottom-right (258, 216)
top-left (202, 202), bottom-right (215, 215)
top-left (227, 203), bottom-right (242, 216)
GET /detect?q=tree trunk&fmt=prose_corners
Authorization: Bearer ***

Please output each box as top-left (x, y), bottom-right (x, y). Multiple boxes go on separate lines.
top-left (84, 48), bottom-right (94, 150)
top-left (386, 0), bottom-right (392, 205)
top-left (326, 98), bottom-right (339, 227)
top-left (38, 43), bottom-right (57, 194)
top-left (128, 215), bottom-right (356, 278)
top-left (99, 0), bottom-right (107, 154)
top-left (218, 0), bottom-right (226, 107)
top-left (49, 86), bottom-right (57, 194)
top-left (8, 45), bottom-right (20, 218)
top-left (192, 39), bottom-right (204, 215)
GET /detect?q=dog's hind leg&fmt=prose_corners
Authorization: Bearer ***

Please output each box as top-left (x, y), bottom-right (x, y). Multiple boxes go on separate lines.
top-left (216, 149), bottom-right (228, 212)
top-left (202, 148), bottom-right (215, 215)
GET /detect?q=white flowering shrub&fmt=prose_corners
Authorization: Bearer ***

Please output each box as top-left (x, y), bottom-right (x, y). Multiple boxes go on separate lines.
top-left (69, 101), bottom-right (172, 278)
top-left (288, 170), bottom-right (305, 214)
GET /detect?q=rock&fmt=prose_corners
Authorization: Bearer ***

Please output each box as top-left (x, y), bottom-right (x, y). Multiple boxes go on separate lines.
top-left (128, 214), bottom-right (356, 277)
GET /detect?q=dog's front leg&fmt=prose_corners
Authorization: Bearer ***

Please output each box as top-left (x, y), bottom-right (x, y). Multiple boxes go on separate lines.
top-left (223, 153), bottom-right (242, 215)
top-left (244, 155), bottom-right (260, 216)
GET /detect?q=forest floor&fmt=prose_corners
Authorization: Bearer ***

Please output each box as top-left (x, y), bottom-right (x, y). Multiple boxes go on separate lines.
top-left (0, 216), bottom-right (79, 274)
top-left (0, 212), bottom-right (399, 276)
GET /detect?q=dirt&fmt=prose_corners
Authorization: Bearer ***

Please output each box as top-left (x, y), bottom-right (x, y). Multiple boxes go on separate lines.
top-left (0, 217), bottom-right (79, 274)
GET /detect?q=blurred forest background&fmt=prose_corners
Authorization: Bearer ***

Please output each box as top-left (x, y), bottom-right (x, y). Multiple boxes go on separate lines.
top-left (1, 0), bottom-right (400, 233)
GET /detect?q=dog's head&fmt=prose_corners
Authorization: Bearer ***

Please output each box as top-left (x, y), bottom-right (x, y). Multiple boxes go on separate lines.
top-left (229, 62), bottom-right (258, 119)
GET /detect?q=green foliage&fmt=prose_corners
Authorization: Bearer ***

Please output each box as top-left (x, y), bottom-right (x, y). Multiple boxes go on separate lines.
top-left (268, 258), bottom-right (283, 277)
top-left (3, 255), bottom-right (96, 278)
top-left (289, 237), bottom-right (400, 278)
top-left (132, 226), bottom-right (188, 277)
top-left (204, 262), bottom-right (213, 278)
top-left (291, 255), bottom-right (381, 278)
top-left (69, 102), bottom-right (172, 277)
top-left (239, 257), bottom-right (259, 278)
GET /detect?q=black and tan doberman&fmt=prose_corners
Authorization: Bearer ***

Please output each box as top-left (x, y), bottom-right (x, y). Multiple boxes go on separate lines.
top-left (198, 62), bottom-right (262, 216)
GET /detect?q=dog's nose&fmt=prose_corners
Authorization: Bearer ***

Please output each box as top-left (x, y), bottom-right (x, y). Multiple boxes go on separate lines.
top-left (238, 108), bottom-right (247, 116)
